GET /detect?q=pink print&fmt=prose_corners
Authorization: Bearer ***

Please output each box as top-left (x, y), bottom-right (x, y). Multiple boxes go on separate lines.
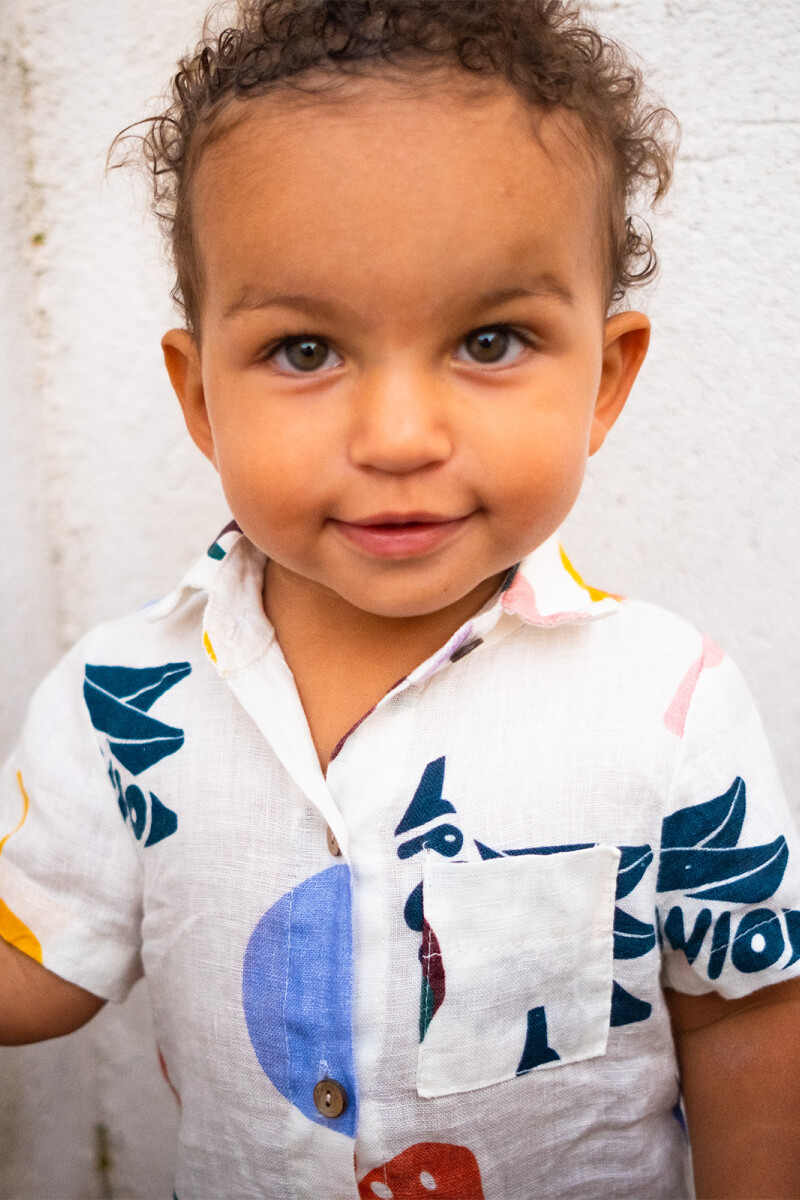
top-left (501, 573), bottom-right (592, 627)
top-left (664, 636), bottom-right (723, 737)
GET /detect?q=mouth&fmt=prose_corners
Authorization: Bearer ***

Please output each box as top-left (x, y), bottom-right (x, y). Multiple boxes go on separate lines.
top-left (331, 512), bottom-right (472, 559)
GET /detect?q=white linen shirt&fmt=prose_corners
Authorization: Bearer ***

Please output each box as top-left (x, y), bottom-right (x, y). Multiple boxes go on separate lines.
top-left (2, 524), bottom-right (800, 1200)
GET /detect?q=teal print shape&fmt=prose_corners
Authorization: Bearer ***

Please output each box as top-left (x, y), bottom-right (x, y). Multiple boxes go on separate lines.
top-left (206, 518), bottom-right (241, 559)
top-left (613, 907), bottom-right (657, 959)
top-left (517, 1006), bottom-right (560, 1073)
top-left (395, 757), bottom-right (457, 836)
top-left (657, 779), bottom-right (789, 903)
top-left (730, 909), bottom-right (785, 973)
top-left (108, 766), bottom-right (179, 848)
top-left (784, 910), bottom-right (800, 968)
top-left (84, 662), bottom-right (191, 776)
top-left (610, 981), bottom-right (652, 1026)
top-left (663, 907), bottom-right (713, 964)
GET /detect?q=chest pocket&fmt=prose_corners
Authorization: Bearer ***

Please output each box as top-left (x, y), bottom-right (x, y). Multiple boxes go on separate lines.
top-left (416, 845), bottom-right (620, 1098)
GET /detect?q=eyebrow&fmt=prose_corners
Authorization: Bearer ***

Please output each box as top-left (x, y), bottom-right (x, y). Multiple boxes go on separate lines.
top-left (223, 279), bottom-right (574, 321)
top-left (477, 282), bottom-right (574, 308)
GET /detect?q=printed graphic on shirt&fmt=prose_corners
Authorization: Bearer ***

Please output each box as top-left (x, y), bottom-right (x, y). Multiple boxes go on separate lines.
top-left (663, 635), bottom-right (723, 737)
top-left (0, 773), bottom-right (43, 962)
top-left (84, 662), bottom-right (191, 775)
top-left (358, 1142), bottom-right (484, 1199)
top-left (242, 864), bottom-right (358, 1138)
top-left (399, 758), bottom-right (800, 1050)
top-left (657, 777), bottom-right (800, 979)
top-left (397, 757), bottom-right (656, 1046)
top-left (206, 517), bottom-right (241, 560)
top-left (83, 662), bottom-right (190, 847)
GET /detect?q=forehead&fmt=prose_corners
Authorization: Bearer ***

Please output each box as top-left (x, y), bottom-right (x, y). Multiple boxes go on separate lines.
top-left (192, 73), bottom-right (606, 323)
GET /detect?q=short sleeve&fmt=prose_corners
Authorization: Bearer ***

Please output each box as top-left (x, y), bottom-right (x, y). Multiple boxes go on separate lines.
top-left (0, 640), bottom-right (144, 1001)
top-left (657, 651), bottom-right (800, 998)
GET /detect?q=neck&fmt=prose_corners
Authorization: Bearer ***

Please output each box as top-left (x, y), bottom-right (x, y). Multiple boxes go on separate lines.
top-left (264, 562), bottom-right (504, 672)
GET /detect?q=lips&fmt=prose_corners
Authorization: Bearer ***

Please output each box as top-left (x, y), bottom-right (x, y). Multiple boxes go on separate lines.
top-left (332, 512), bottom-right (471, 558)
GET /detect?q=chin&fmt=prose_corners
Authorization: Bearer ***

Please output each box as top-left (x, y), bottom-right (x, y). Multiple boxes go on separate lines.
top-left (338, 576), bottom-right (479, 621)
top-left (348, 593), bottom-right (451, 620)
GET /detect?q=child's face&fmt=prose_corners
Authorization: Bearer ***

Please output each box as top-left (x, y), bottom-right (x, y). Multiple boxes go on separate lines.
top-left (164, 75), bottom-right (649, 620)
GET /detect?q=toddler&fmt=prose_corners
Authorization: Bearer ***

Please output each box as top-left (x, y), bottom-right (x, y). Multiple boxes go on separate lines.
top-left (2, 2), bottom-right (800, 1197)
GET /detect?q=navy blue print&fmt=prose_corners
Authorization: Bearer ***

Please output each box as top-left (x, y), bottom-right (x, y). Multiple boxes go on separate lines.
top-left (616, 846), bottom-right (654, 900)
top-left (475, 840), bottom-right (504, 860)
top-left (661, 777), bottom-right (746, 851)
top-left (517, 1006), bottom-right (560, 1073)
top-left (124, 783), bottom-right (147, 839)
top-left (658, 838), bottom-right (789, 903)
top-left (504, 843), bottom-right (593, 858)
top-left (610, 981), bottom-right (651, 1026)
top-left (398, 824), bottom-right (463, 861)
top-left (84, 662), bottom-right (191, 776)
top-left (395, 757), bottom-right (456, 836)
top-left (109, 762), bottom-right (179, 847)
top-left (784, 910), bottom-right (800, 968)
top-left (708, 911), bottom-right (731, 979)
top-left (404, 882), bottom-right (424, 932)
top-left (663, 907), bottom-right (713, 964)
top-left (730, 909), bottom-right (785, 973)
top-left (657, 779), bottom-right (789, 903)
top-left (672, 1100), bottom-right (688, 1139)
top-left (613, 908), bottom-right (656, 959)
top-left (145, 793), bottom-right (179, 846)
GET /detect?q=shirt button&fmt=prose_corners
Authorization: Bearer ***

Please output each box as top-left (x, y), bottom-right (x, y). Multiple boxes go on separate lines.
top-left (313, 1078), bottom-right (348, 1119)
top-left (450, 636), bottom-right (484, 663)
top-left (326, 826), bottom-right (342, 857)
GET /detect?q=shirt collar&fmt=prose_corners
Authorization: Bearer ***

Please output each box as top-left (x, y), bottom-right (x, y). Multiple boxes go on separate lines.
top-left (500, 534), bottom-right (620, 627)
top-left (146, 521), bottom-right (620, 675)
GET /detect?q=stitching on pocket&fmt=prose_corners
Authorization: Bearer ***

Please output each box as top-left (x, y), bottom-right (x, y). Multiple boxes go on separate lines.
top-left (416, 846), bottom-right (619, 1097)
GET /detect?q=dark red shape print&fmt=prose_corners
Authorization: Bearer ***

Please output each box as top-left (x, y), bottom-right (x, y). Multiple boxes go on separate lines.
top-left (157, 1047), bottom-right (181, 1105)
top-left (358, 1142), bottom-right (484, 1199)
top-left (419, 919), bottom-right (445, 1038)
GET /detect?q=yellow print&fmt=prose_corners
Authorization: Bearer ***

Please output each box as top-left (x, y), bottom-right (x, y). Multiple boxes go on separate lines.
top-left (559, 545), bottom-right (621, 604)
top-left (0, 771), bottom-right (43, 962)
top-left (0, 771), bottom-right (30, 855)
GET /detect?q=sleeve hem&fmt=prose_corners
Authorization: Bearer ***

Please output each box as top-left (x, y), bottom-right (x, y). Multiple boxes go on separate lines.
top-left (1, 860), bottom-right (142, 1002)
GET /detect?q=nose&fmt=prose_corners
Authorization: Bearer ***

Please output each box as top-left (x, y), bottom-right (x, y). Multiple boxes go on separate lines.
top-left (348, 368), bottom-right (453, 474)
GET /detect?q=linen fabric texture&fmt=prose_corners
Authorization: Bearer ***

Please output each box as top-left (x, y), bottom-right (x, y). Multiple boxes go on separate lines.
top-left (2, 525), bottom-right (799, 1200)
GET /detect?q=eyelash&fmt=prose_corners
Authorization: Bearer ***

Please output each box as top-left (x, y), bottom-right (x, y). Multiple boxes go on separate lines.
top-left (262, 324), bottom-right (538, 374)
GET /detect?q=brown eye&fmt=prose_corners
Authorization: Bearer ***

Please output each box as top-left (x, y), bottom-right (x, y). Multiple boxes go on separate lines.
top-left (457, 326), bottom-right (530, 368)
top-left (271, 337), bottom-right (340, 373)
top-left (465, 328), bottom-right (510, 363)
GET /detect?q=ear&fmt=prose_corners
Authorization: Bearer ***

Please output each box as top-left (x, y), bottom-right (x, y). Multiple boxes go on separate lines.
top-left (161, 328), bottom-right (217, 468)
top-left (589, 310), bottom-right (651, 455)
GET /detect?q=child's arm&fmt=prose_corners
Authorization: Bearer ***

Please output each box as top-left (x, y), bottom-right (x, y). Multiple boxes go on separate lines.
top-left (0, 936), bottom-right (105, 1045)
top-left (667, 977), bottom-right (800, 1200)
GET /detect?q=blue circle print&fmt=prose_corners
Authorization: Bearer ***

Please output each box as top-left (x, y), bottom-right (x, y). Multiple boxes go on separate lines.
top-left (242, 864), bottom-right (358, 1137)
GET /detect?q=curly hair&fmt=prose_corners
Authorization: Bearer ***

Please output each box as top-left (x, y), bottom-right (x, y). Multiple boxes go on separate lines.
top-left (117, 0), bottom-right (678, 332)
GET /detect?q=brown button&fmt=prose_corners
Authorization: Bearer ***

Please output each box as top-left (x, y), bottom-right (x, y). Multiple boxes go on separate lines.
top-left (326, 826), bottom-right (342, 857)
top-left (313, 1078), bottom-right (348, 1119)
top-left (450, 636), bottom-right (484, 663)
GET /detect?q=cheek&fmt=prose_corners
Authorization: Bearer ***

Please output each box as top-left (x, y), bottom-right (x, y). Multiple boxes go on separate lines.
top-left (482, 408), bottom-right (591, 504)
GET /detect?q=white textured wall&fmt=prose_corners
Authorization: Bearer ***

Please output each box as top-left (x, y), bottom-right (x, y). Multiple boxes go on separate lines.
top-left (1, 0), bottom-right (798, 1195)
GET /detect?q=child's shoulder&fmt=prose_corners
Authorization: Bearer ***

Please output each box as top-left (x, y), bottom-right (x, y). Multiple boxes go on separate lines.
top-left (613, 594), bottom-right (718, 656)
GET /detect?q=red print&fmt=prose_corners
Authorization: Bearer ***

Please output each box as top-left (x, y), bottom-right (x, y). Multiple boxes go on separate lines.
top-left (358, 1142), bottom-right (484, 1199)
